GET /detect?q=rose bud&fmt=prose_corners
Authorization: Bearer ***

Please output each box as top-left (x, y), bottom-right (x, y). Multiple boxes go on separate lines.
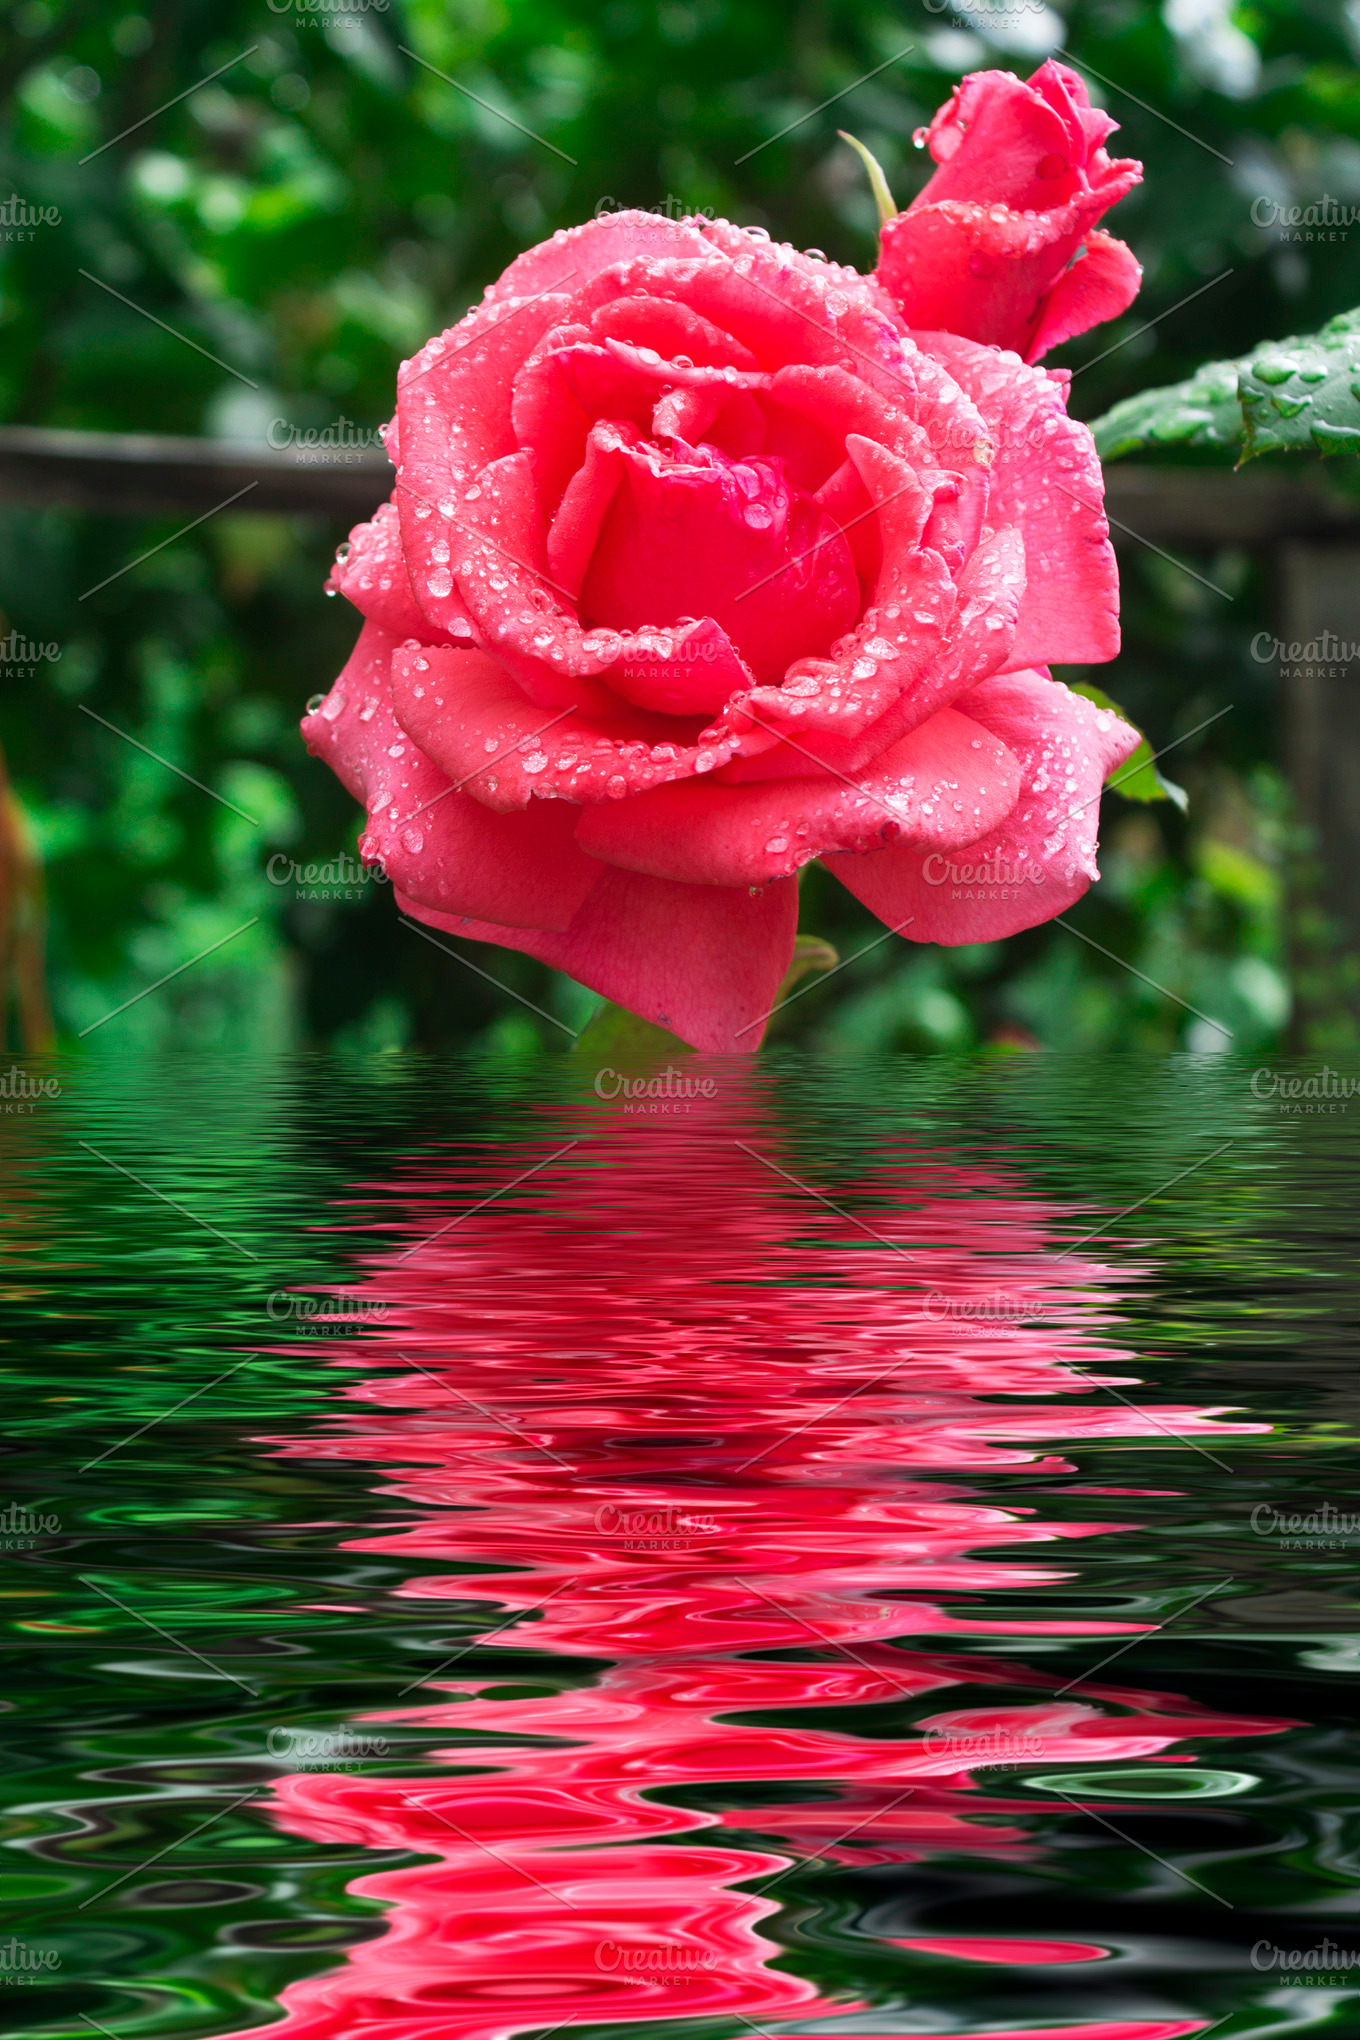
top-left (876, 61), bottom-right (1142, 363)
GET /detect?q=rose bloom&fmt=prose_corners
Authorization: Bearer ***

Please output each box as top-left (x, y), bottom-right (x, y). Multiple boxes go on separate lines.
top-left (304, 68), bottom-right (1142, 1051)
top-left (877, 60), bottom-right (1143, 362)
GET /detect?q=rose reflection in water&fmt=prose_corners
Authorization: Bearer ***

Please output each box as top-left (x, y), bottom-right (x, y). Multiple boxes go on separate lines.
top-left (231, 1080), bottom-right (1287, 2040)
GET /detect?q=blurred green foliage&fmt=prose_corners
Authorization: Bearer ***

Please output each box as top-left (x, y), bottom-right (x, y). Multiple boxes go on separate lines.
top-left (2, 0), bottom-right (1357, 1056)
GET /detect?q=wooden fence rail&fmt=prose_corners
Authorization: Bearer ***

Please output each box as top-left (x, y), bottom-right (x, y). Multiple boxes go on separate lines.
top-left (3, 423), bottom-right (1360, 538)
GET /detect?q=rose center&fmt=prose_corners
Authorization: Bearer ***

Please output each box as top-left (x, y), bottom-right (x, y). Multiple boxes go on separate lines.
top-left (579, 436), bottom-right (861, 690)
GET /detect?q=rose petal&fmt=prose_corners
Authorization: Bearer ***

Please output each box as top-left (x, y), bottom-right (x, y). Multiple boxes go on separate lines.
top-left (397, 290), bottom-right (575, 639)
top-left (656, 384), bottom-right (768, 457)
top-left (740, 523), bottom-right (1024, 783)
top-left (397, 865), bottom-right (800, 1054)
top-left (509, 324), bottom-right (595, 512)
top-left (588, 293), bottom-right (759, 369)
top-left (304, 620), bottom-right (601, 930)
top-left (327, 498), bottom-right (470, 644)
top-left (917, 334), bottom-right (1119, 665)
top-left (766, 360), bottom-right (991, 483)
top-left (544, 423), bottom-right (628, 598)
top-left (682, 224), bottom-right (917, 397)
top-left (880, 198), bottom-right (1118, 360)
top-left (483, 210), bottom-right (716, 307)
top-left (438, 449), bottom-right (758, 726)
top-left (723, 550), bottom-right (955, 761)
top-left (1027, 228), bottom-right (1143, 361)
top-left (576, 704), bottom-right (1021, 885)
top-left (609, 616), bottom-right (756, 717)
top-left (365, 784), bottom-right (602, 933)
top-left (919, 62), bottom-right (1129, 213)
top-left (434, 449), bottom-right (614, 714)
top-left (553, 339), bottom-right (753, 430)
top-left (1030, 59), bottom-right (1125, 165)
top-left (302, 619), bottom-right (416, 805)
top-left (391, 643), bottom-right (740, 811)
top-left (713, 425), bottom-right (1007, 765)
top-left (812, 455), bottom-right (880, 582)
top-left (579, 436), bottom-right (859, 687)
top-left (825, 667), bottom-right (1140, 941)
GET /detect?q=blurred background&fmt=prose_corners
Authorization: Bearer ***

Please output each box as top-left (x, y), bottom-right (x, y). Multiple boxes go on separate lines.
top-left (2, 0), bottom-right (1358, 1058)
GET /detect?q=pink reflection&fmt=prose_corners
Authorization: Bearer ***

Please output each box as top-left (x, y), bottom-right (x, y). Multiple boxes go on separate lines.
top-left (231, 1084), bottom-right (1287, 2040)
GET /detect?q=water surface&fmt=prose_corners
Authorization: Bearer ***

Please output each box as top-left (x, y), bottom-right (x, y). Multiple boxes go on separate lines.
top-left (3, 1053), bottom-right (1359, 2040)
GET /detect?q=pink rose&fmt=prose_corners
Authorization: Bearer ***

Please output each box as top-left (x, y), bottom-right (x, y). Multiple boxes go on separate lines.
top-left (876, 61), bottom-right (1142, 363)
top-left (304, 202), bottom-right (1138, 1051)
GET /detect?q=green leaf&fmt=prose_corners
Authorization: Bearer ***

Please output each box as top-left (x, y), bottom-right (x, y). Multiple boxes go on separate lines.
top-left (571, 1001), bottom-right (691, 1059)
top-left (1071, 684), bottom-right (1188, 810)
top-left (1238, 306), bottom-right (1360, 459)
top-left (838, 131), bottom-right (897, 229)
top-left (1091, 304), bottom-right (1360, 465)
top-left (773, 932), bottom-right (839, 1005)
top-left (1090, 356), bottom-right (1244, 462)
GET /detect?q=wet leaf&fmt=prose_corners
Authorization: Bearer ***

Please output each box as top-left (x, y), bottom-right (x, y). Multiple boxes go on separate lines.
top-left (773, 933), bottom-right (840, 1006)
top-left (571, 1002), bottom-right (691, 1059)
top-left (1239, 306), bottom-right (1360, 459)
top-left (1092, 356), bottom-right (1244, 462)
top-left (1071, 684), bottom-right (1187, 810)
top-left (1092, 304), bottom-right (1360, 465)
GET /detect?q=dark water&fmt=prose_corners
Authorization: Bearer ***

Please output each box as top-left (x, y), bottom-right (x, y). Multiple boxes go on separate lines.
top-left (4, 1052), bottom-right (1360, 2040)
